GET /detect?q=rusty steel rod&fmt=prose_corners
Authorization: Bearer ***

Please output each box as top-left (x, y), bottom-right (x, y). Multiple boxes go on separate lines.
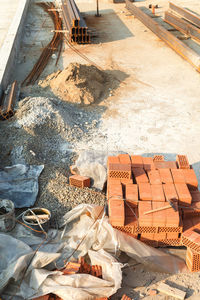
top-left (125, 0), bottom-right (200, 72)
top-left (23, 2), bottom-right (63, 86)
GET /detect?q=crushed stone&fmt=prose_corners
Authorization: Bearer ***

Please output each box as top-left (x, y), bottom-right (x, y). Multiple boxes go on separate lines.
top-left (0, 96), bottom-right (106, 219)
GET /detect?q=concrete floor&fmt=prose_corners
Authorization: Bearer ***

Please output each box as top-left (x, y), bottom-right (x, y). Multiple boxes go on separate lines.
top-left (0, 0), bottom-right (20, 48)
top-left (14, 0), bottom-right (200, 184)
top-left (4, 0), bottom-right (200, 298)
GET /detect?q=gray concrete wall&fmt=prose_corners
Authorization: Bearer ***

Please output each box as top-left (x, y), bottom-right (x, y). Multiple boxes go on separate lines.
top-left (0, 0), bottom-right (31, 98)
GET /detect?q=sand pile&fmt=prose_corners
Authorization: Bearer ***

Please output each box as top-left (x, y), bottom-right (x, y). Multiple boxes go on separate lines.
top-left (39, 63), bottom-right (113, 105)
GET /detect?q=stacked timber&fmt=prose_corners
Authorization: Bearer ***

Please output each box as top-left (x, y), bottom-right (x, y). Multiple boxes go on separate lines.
top-left (61, 0), bottom-right (90, 44)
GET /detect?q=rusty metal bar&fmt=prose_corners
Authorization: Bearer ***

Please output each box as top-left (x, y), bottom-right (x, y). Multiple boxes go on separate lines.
top-left (169, 2), bottom-right (200, 29)
top-left (23, 2), bottom-right (63, 86)
top-left (165, 11), bottom-right (200, 42)
top-left (0, 81), bottom-right (19, 119)
top-left (125, 0), bottom-right (200, 72)
top-left (61, 0), bottom-right (90, 44)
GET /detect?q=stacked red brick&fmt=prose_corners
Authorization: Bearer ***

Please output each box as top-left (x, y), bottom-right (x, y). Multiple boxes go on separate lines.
top-left (107, 154), bottom-right (200, 254)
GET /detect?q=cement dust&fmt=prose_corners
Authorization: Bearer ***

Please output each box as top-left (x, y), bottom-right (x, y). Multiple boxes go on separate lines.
top-left (39, 63), bottom-right (117, 105)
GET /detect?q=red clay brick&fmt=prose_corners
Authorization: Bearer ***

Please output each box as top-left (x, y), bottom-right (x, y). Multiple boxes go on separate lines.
top-left (182, 230), bottom-right (200, 253)
top-left (109, 201), bottom-right (125, 226)
top-left (147, 170), bottom-right (161, 185)
top-left (154, 232), bottom-right (167, 240)
top-left (121, 179), bottom-right (133, 185)
top-left (191, 191), bottom-right (200, 203)
top-left (108, 183), bottom-right (123, 199)
top-left (125, 184), bottom-right (138, 206)
top-left (143, 157), bottom-right (155, 171)
top-left (182, 202), bottom-right (200, 218)
top-left (132, 168), bottom-right (149, 183)
top-left (186, 247), bottom-right (200, 272)
top-left (159, 168), bottom-right (173, 184)
top-left (176, 155), bottom-right (190, 169)
top-left (166, 202), bottom-right (179, 226)
top-left (107, 156), bottom-right (120, 165)
top-left (138, 201), bottom-right (153, 226)
top-left (154, 161), bottom-right (177, 169)
top-left (183, 218), bottom-right (194, 231)
top-left (163, 183), bottom-right (178, 202)
top-left (171, 169), bottom-right (185, 183)
top-left (151, 184), bottom-right (165, 201)
top-left (69, 175), bottom-right (90, 188)
top-left (152, 201), bottom-right (167, 227)
top-left (108, 163), bottom-right (132, 179)
top-left (138, 183), bottom-right (152, 200)
top-left (153, 155), bottom-right (164, 162)
top-left (175, 183), bottom-right (192, 206)
top-left (91, 265), bottom-right (102, 278)
top-left (62, 262), bottom-right (80, 275)
top-left (121, 294), bottom-right (131, 300)
top-left (182, 169), bottom-right (198, 190)
top-left (118, 154), bottom-right (131, 165)
top-left (131, 155), bottom-right (143, 168)
top-left (166, 232), bottom-right (179, 239)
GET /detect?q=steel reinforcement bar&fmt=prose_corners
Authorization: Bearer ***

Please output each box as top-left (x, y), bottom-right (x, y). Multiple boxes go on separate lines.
top-left (125, 0), bottom-right (200, 72)
top-left (23, 2), bottom-right (63, 86)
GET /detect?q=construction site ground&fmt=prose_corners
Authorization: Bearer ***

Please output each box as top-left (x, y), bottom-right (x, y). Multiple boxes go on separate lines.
top-left (1, 0), bottom-right (200, 299)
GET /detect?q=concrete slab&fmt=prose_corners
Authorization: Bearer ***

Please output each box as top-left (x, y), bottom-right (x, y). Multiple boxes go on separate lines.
top-left (0, 0), bottom-right (20, 49)
top-left (0, 0), bottom-right (30, 97)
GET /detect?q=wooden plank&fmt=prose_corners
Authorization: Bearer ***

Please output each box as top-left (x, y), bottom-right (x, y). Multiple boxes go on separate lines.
top-left (169, 2), bottom-right (200, 29)
top-left (157, 282), bottom-right (186, 300)
top-left (125, 0), bottom-right (200, 72)
top-left (165, 11), bottom-right (200, 42)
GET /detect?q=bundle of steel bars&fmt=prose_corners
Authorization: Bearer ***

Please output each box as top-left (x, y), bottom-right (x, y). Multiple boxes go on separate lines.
top-left (61, 0), bottom-right (90, 44)
top-left (23, 2), bottom-right (63, 86)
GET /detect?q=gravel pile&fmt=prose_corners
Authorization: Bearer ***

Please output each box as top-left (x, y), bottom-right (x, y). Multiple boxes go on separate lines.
top-left (0, 96), bottom-right (106, 218)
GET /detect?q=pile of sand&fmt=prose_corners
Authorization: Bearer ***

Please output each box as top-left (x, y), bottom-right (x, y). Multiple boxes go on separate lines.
top-left (39, 63), bottom-right (114, 105)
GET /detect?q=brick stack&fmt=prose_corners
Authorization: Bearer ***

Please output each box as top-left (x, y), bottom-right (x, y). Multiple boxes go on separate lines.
top-left (107, 154), bottom-right (200, 271)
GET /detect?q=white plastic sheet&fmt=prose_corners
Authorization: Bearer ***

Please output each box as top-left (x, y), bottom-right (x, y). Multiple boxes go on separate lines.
top-left (1, 204), bottom-right (187, 300)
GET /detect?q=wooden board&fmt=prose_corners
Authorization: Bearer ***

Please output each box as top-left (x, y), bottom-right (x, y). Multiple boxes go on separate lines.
top-left (157, 282), bottom-right (186, 300)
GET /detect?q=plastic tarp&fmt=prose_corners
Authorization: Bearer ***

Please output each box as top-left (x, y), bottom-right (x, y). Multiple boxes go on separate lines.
top-left (0, 164), bottom-right (44, 208)
top-left (72, 150), bottom-right (123, 190)
top-left (1, 204), bottom-right (187, 300)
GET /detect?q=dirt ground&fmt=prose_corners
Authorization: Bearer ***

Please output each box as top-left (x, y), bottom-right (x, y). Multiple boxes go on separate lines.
top-left (3, 0), bottom-right (200, 298)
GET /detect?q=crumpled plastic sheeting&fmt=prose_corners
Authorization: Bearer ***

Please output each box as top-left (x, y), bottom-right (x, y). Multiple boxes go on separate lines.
top-left (73, 150), bottom-right (123, 190)
top-left (0, 234), bottom-right (33, 292)
top-left (1, 204), bottom-right (187, 300)
top-left (0, 164), bottom-right (44, 207)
